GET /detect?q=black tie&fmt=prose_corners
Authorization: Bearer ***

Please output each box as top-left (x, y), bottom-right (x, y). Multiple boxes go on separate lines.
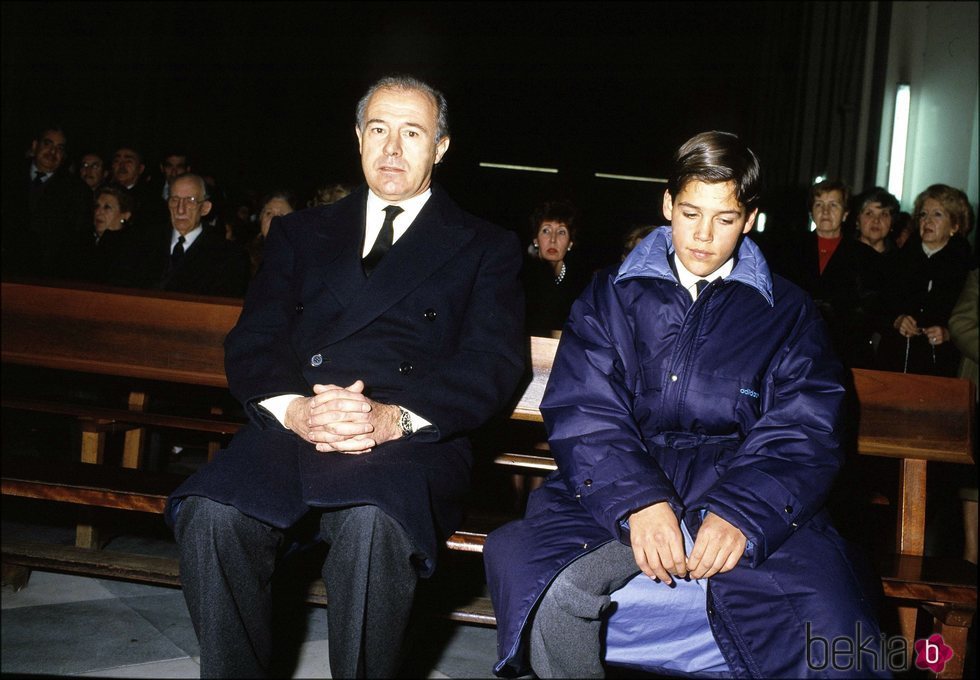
top-left (363, 205), bottom-right (403, 276)
top-left (695, 279), bottom-right (709, 298)
top-left (29, 171), bottom-right (45, 212)
top-left (171, 235), bottom-right (186, 266)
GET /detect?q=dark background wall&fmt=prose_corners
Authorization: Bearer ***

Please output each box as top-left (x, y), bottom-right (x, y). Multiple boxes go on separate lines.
top-left (2, 1), bottom-right (880, 269)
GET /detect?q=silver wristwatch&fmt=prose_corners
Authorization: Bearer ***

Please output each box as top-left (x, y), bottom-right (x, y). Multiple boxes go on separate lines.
top-left (398, 407), bottom-right (414, 437)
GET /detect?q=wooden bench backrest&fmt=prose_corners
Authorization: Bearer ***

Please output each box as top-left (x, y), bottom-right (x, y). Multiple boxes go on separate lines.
top-left (4, 282), bottom-right (972, 461)
top-left (2, 281), bottom-right (242, 388)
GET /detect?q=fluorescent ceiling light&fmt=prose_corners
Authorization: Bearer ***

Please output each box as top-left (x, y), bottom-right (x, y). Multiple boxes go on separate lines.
top-left (887, 84), bottom-right (911, 201)
top-left (756, 212), bottom-right (767, 233)
top-left (479, 162), bottom-right (558, 174)
top-left (594, 172), bottom-right (668, 184)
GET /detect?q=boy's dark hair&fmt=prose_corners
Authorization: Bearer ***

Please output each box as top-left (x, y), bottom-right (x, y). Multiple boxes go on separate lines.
top-left (667, 131), bottom-right (762, 211)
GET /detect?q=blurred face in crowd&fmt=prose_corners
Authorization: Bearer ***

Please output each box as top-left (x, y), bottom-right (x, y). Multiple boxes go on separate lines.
top-left (810, 190), bottom-right (847, 238)
top-left (857, 202), bottom-right (893, 252)
top-left (917, 198), bottom-right (957, 249)
top-left (534, 221), bottom-right (573, 264)
top-left (111, 148), bottom-right (145, 187)
top-left (665, 180), bottom-right (757, 278)
top-left (93, 192), bottom-right (131, 235)
top-left (160, 154), bottom-right (189, 181)
top-left (356, 86), bottom-right (450, 203)
top-left (31, 129), bottom-right (67, 174)
top-left (259, 197), bottom-right (294, 238)
top-left (79, 154), bottom-right (108, 189)
top-left (168, 176), bottom-right (212, 235)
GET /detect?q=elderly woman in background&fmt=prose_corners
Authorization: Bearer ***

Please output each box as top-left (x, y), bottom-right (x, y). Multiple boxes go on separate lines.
top-left (76, 185), bottom-right (134, 283)
top-left (248, 190), bottom-right (297, 276)
top-left (850, 187), bottom-right (901, 367)
top-left (787, 179), bottom-right (862, 366)
top-left (522, 199), bottom-right (591, 336)
top-left (877, 184), bottom-right (977, 376)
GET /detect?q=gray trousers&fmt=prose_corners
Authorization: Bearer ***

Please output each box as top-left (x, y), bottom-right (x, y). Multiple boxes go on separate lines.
top-left (530, 540), bottom-right (639, 679)
top-left (175, 496), bottom-right (418, 678)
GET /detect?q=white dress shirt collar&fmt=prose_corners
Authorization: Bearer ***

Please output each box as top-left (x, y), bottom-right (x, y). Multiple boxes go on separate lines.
top-left (30, 162), bottom-right (52, 183)
top-left (362, 189), bottom-right (432, 257)
top-left (673, 254), bottom-right (734, 301)
top-left (172, 225), bottom-right (203, 251)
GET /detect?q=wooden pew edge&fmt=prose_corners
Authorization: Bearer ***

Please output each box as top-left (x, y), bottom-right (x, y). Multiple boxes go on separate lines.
top-left (0, 540), bottom-right (497, 625)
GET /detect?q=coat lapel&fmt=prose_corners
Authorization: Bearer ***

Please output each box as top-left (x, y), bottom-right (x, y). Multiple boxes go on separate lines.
top-left (306, 191), bottom-right (367, 306)
top-left (312, 188), bottom-right (474, 347)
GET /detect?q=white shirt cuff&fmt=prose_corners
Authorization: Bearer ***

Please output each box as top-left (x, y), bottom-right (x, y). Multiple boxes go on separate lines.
top-left (260, 394), bottom-right (304, 428)
top-left (407, 409), bottom-right (432, 432)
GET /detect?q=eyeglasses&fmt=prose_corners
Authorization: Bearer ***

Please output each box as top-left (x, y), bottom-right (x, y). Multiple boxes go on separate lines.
top-left (168, 195), bottom-right (205, 207)
top-left (80, 161), bottom-right (103, 170)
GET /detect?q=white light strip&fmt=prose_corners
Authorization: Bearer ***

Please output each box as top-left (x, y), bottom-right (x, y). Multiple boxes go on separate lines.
top-left (887, 83), bottom-right (911, 202)
top-left (479, 162), bottom-right (558, 174)
top-left (756, 212), bottom-right (767, 233)
top-left (594, 172), bottom-right (668, 184)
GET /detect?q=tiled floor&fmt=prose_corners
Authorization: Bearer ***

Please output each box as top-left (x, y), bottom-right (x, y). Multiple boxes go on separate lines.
top-left (0, 514), bottom-right (501, 678)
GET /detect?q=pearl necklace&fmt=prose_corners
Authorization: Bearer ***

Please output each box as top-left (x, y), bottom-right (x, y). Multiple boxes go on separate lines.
top-left (555, 262), bottom-right (566, 285)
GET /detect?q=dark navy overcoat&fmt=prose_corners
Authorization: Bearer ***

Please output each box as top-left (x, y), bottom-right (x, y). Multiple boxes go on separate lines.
top-left (485, 228), bottom-right (887, 678)
top-left (165, 185), bottom-right (525, 576)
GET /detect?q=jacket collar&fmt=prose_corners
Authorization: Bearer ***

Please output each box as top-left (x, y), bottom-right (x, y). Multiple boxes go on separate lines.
top-left (615, 226), bottom-right (774, 306)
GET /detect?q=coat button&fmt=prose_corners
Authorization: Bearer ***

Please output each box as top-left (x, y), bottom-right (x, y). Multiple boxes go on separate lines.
top-left (295, 303), bottom-right (304, 313)
top-left (670, 374), bottom-right (678, 382)
top-left (784, 505), bottom-right (793, 514)
top-left (310, 354), bottom-right (323, 367)
top-left (399, 361), bottom-right (413, 375)
top-left (582, 543), bottom-right (589, 549)
top-left (584, 479), bottom-right (592, 487)
top-left (423, 308), bottom-right (437, 320)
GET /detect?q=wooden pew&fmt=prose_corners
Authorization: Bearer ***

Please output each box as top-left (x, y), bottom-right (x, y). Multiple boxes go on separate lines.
top-left (2, 280), bottom-right (244, 546)
top-left (2, 283), bottom-right (976, 675)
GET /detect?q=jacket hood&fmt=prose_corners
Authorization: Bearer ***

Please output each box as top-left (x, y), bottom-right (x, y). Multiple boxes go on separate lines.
top-left (615, 226), bottom-right (774, 306)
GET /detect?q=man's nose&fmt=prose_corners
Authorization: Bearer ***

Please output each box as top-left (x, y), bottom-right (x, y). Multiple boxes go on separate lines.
top-left (383, 136), bottom-right (401, 157)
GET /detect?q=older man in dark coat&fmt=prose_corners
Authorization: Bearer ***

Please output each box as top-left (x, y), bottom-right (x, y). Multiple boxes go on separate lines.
top-left (166, 75), bottom-right (524, 678)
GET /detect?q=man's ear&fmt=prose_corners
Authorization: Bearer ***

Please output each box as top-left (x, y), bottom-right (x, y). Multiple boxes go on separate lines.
top-left (355, 125), bottom-right (363, 154)
top-left (742, 208), bottom-right (759, 234)
top-left (662, 190), bottom-right (674, 220)
top-left (434, 136), bottom-right (450, 165)
top-left (200, 200), bottom-right (213, 218)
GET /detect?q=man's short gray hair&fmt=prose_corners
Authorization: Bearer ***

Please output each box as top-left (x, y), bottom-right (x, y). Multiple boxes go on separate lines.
top-left (171, 172), bottom-right (210, 201)
top-left (355, 75), bottom-right (450, 142)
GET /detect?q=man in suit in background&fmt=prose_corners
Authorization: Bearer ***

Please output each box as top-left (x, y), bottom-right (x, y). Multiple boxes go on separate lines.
top-left (115, 173), bottom-right (249, 297)
top-left (166, 75), bottom-right (525, 678)
top-left (109, 144), bottom-right (168, 228)
top-left (1, 124), bottom-right (90, 279)
top-left (158, 148), bottom-right (191, 202)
